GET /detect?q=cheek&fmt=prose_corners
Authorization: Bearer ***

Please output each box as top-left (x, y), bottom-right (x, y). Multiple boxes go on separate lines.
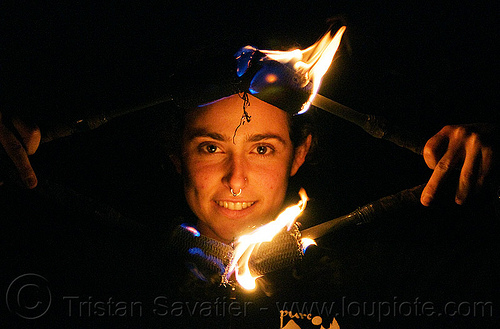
top-left (183, 160), bottom-right (217, 192)
top-left (265, 175), bottom-right (285, 190)
top-left (257, 163), bottom-right (291, 193)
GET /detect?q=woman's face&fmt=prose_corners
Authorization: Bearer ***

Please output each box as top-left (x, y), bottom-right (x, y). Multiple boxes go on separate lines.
top-left (176, 94), bottom-right (310, 243)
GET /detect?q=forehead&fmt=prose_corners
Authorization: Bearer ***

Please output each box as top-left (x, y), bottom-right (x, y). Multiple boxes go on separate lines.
top-left (184, 94), bottom-right (291, 138)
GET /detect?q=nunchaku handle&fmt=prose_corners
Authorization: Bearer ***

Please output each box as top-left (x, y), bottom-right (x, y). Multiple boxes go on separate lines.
top-left (301, 184), bottom-right (425, 240)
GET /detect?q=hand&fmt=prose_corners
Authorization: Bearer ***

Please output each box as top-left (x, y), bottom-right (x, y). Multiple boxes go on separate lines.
top-left (421, 123), bottom-right (496, 206)
top-left (0, 111), bottom-right (41, 188)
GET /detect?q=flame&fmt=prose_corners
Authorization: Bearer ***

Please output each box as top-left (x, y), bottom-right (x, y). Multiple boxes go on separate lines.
top-left (300, 237), bottom-right (317, 252)
top-left (225, 189), bottom-right (308, 290)
top-left (262, 26), bottom-right (346, 114)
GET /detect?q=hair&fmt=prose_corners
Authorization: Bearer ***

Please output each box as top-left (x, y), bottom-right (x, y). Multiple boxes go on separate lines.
top-left (288, 110), bottom-right (317, 159)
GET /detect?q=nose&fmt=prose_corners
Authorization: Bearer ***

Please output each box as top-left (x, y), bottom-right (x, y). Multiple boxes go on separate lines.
top-left (222, 154), bottom-right (248, 193)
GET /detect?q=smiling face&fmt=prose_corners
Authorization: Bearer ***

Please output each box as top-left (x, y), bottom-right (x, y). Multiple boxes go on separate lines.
top-left (175, 94), bottom-right (310, 243)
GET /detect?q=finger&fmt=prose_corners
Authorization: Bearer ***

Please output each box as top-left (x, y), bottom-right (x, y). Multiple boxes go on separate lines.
top-left (0, 117), bottom-right (38, 188)
top-left (421, 150), bottom-right (462, 206)
top-left (12, 117), bottom-right (41, 155)
top-left (477, 146), bottom-right (494, 189)
top-left (455, 143), bottom-right (481, 204)
top-left (423, 128), bottom-right (450, 169)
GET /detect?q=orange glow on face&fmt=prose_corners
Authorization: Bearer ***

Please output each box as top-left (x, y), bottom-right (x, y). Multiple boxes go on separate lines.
top-left (224, 189), bottom-right (308, 290)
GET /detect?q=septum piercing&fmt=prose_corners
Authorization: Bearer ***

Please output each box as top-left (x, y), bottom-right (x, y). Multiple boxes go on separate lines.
top-left (230, 188), bottom-right (242, 197)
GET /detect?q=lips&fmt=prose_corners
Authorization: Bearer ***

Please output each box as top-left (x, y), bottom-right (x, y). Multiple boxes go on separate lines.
top-left (216, 200), bottom-right (256, 210)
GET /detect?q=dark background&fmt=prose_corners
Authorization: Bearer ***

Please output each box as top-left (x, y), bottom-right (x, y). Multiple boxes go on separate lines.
top-left (1, 1), bottom-right (498, 328)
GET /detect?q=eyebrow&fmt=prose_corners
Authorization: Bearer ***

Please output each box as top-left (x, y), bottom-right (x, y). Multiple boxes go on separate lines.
top-left (247, 133), bottom-right (287, 146)
top-left (187, 129), bottom-right (226, 141)
top-left (187, 129), bottom-right (287, 146)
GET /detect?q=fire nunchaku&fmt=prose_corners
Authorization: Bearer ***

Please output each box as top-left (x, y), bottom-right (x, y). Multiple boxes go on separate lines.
top-left (3, 25), bottom-right (431, 286)
top-left (24, 90), bottom-right (428, 288)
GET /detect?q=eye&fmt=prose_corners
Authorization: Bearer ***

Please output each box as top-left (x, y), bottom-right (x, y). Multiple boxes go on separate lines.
top-left (256, 145), bottom-right (268, 154)
top-left (205, 144), bottom-right (219, 153)
top-left (197, 142), bottom-right (221, 154)
top-left (253, 145), bottom-right (274, 155)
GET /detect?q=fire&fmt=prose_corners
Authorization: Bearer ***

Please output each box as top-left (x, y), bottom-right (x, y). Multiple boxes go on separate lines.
top-left (300, 237), bottom-right (317, 252)
top-left (262, 26), bottom-right (346, 114)
top-left (224, 189), bottom-right (309, 290)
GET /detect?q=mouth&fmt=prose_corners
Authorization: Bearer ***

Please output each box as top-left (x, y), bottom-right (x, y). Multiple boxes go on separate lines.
top-left (215, 200), bottom-right (256, 211)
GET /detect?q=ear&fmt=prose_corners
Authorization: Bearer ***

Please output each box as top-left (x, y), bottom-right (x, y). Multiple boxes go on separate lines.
top-left (290, 134), bottom-right (312, 177)
top-left (169, 154), bottom-right (182, 174)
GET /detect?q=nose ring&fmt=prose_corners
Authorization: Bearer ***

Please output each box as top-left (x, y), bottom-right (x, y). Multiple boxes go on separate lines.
top-left (230, 188), bottom-right (242, 197)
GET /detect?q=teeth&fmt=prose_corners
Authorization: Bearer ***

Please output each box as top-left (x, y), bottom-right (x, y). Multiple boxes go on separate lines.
top-left (217, 201), bottom-right (255, 210)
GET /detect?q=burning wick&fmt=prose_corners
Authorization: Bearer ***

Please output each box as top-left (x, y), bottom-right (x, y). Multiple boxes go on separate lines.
top-left (223, 188), bottom-right (309, 290)
top-left (300, 237), bottom-right (317, 252)
top-left (260, 26), bottom-right (346, 114)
